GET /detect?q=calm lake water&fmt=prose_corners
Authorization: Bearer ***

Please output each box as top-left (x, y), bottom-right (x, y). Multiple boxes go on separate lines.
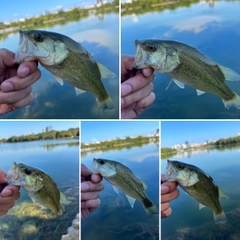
top-left (0, 139), bottom-right (79, 240)
top-left (122, 1), bottom-right (240, 119)
top-left (0, 13), bottom-right (119, 119)
top-left (161, 147), bottom-right (240, 240)
top-left (81, 144), bottom-right (159, 240)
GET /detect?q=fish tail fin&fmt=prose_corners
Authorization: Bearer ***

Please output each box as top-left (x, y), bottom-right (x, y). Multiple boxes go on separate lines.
top-left (97, 96), bottom-right (114, 111)
top-left (223, 92), bottom-right (240, 109)
top-left (214, 210), bottom-right (227, 224)
top-left (143, 199), bottom-right (159, 217)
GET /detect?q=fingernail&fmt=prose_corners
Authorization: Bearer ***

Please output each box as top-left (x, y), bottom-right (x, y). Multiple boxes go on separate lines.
top-left (121, 84), bottom-right (132, 96)
top-left (18, 66), bottom-right (29, 77)
top-left (81, 182), bottom-right (89, 191)
top-left (81, 201), bottom-right (85, 206)
top-left (1, 82), bottom-right (13, 92)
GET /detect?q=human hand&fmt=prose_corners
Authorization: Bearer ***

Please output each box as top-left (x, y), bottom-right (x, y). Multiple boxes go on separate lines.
top-left (0, 168), bottom-right (20, 216)
top-left (161, 178), bottom-right (180, 218)
top-left (81, 164), bottom-right (104, 219)
top-left (121, 55), bottom-right (156, 119)
top-left (0, 48), bottom-right (41, 115)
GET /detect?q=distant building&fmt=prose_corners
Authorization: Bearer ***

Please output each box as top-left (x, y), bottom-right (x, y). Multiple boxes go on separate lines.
top-left (46, 126), bottom-right (53, 132)
top-left (42, 126), bottom-right (53, 133)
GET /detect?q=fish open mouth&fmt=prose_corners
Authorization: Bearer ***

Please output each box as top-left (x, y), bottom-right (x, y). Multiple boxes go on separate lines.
top-left (134, 40), bottom-right (148, 69)
top-left (6, 162), bottom-right (24, 185)
top-left (162, 160), bottom-right (177, 182)
top-left (15, 30), bottom-right (36, 63)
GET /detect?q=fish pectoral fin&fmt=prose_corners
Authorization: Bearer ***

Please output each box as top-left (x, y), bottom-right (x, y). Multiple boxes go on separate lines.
top-left (28, 194), bottom-right (36, 203)
top-left (126, 195), bottom-right (136, 208)
top-left (218, 187), bottom-right (229, 199)
top-left (60, 191), bottom-right (71, 205)
top-left (218, 65), bottom-right (240, 81)
top-left (75, 87), bottom-right (86, 96)
top-left (141, 181), bottom-right (148, 190)
top-left (199, 203), bottom-right (207, 210)
top-left (40, 205), bottom-right (47, 210)
top-left (173, 79), bottom-right (185, 89)
top-left (97, 62), bottom-right (116, 79)
top-left (196, 89), bottom-right (206, 96)
top-left (165, 79), bottom-right (173, 91)
top-left (54, 75), bottom-right (64, 86)
top-left (112, 185), bottom-right (119, 194)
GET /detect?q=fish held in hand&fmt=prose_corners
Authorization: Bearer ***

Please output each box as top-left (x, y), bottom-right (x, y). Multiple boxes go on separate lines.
top-left (92, 158), bottom-right (158, 217)
top-left (6, 162), bottom-right (69, 216)
top-left (16, 29), bottom-right (116, 111)
top-left (163, 160), bottom-right (228, 224)
top-left (134, 39), bottom-right (240, 109)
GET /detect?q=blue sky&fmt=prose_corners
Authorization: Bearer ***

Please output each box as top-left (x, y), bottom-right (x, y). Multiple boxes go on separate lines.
top-left (0, 0), bottom-right (114, 22)
top-left (81, 121), bottom-right (159, 143)
top-left (161, 121), bottom-right (240, 147)
top-left (0, 121), bottom-right (79, 139)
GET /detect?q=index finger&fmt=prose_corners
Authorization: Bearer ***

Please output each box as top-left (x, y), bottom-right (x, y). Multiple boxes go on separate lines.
top-left (81, 164), bottom-right (91, 178)
top-left (0, 169), bottom-right (6, 184)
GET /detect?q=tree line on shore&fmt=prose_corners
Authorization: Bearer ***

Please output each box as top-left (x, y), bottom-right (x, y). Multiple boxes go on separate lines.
top-left (0, 0), bottom-right (119, 32)
top-left (0, 128), bottom-right (79, 143)
top-left (81, 135), bottom-right (159, 150)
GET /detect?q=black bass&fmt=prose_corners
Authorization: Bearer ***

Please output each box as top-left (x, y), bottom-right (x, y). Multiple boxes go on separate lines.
top-left (92, 158), bottom-right (158, 217)
top-left (16, 29), bottom-right (116, 111)
top-left (6, 162), bottom-right (69, 216)
top-left (163, 160), bottom-right (228, 224)
top-left (134, 39), bottom-right (240, 109)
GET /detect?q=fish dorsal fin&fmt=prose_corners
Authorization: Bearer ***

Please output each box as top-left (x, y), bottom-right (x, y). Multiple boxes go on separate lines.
top-left (60, 191), bottom-right (70, 205)
top-left (165, 79), bottom-right (173, 90)
top-left (218, 65), bottom-right (240, 81)
top-left (141, 181), bottom-right (148, 190)
top-left (75, 87), bottom-right (86, 96)
top-left (196, 89), bottom-right (206, 96)
top-left (112, 185), bottom-right (119, 194)
top-left (126, 195), bottom-right (136, 208)
top-left (199, 203), bottom-right (207, 210)
top-left (173, 79), bottom-right (184, 89)
top-left (54, 75), bottom-right (64, 86)
top-left (218, 187), bottom-right (229, 199)
top-left (97, 62), bottom-right (116, 79)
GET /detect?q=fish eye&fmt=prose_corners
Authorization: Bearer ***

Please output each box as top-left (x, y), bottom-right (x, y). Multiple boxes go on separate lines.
top-left (177, 165), bottom-right (184, 170)
top-left (99, 160), bottom-right (105, 165)
top-left (24, 169), bottom-right (31, 175)
top-left (34, 33), bottom-right (44, 42)
top-left (148, 45), bottom-right (156, 51)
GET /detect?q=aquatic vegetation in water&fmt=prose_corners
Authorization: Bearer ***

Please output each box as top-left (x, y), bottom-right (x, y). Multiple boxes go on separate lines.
top-left (165, 208), bottom-right (240, 240)
top-left (0, 183), bottom-right (79, 240)
top-left (110, 222), bottom-right (159, 240)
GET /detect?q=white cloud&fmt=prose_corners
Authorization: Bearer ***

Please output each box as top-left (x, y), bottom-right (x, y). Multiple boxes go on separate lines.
top-left (72, 29), bottom-right (118, 54)
top-left (173, 15), bottom-right (222, 33)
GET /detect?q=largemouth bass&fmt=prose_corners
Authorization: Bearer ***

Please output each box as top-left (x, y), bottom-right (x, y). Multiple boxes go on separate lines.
top-left (163, 160), bottom-right (228, 224)
top-left (16, 29), bottom-right (116, 111)
top-left (134, 39), bottom-right (240, 109)
top-left (92, 158), bottom-right (158, 217)
top-left (6, 162), bottom-right (69, 216)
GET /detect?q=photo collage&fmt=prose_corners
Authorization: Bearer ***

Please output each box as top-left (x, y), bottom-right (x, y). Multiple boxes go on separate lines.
top-left (0, 1), bottom-right (240, 240)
